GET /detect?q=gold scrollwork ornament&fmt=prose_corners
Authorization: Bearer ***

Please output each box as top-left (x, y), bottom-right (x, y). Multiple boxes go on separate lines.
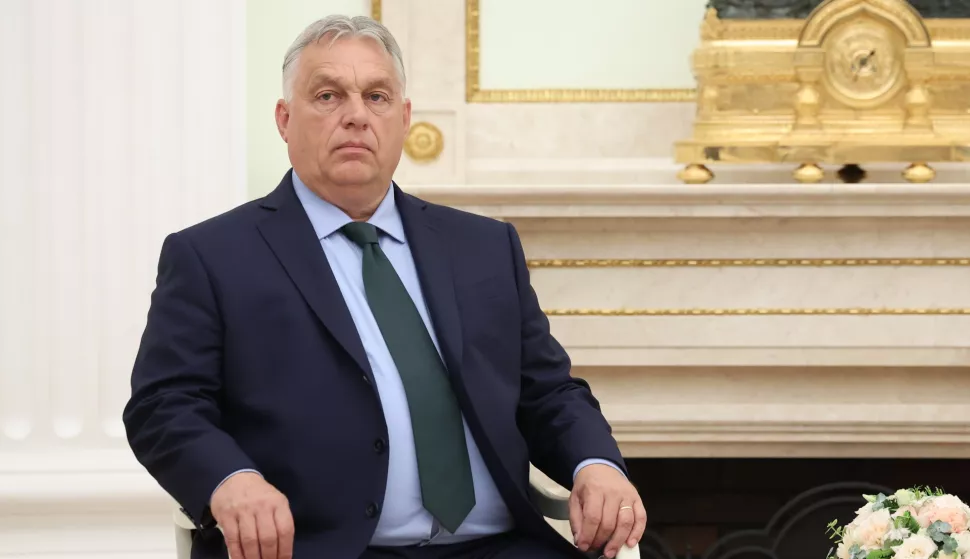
top-left (404, 122), bottom-right (444, 163)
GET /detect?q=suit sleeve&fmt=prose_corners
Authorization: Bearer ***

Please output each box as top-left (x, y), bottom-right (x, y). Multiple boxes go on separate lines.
top-left (505, 223), bottom-right (627, 490)
top-left (123, 232), bottom-right (258, 526)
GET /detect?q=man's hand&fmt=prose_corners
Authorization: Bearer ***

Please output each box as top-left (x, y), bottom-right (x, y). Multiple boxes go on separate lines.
top-left (210, 472), bottom-right (294, 559)
top-left (569, 464), bottom-right (647, 558)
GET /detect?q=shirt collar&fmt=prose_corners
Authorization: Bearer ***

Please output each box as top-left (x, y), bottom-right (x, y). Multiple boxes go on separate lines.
top-left (291, 170), bottom-right (405, 243)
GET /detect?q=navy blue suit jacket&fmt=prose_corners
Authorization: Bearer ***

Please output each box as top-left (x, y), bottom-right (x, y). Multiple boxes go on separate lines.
top-left (123, 171), bottom-right (626, 558)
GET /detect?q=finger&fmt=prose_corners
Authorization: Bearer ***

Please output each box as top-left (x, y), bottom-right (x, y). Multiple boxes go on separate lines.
top-left (222, 516), bottom-right (245, 559)
top-left (256, 509), bottom-right (278, 559)
top-left (593, 495), bottom-right (621, 551)
top-left (275, 505), bottom-right (295, 559)
top-left (239, 513), bottom-right (261, 559)
top-left (628, 500), bottom-right (648, 548)
top-left (569, 494), bottom-right (583, 546)
top-left (578, 490), bottom-right (604, 552)
top-left (604, 505), bottom-right (636, 558)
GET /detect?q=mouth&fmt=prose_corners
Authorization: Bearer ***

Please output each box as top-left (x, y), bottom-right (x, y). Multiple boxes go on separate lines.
top-left (335, 141), bottom-right (372, 153)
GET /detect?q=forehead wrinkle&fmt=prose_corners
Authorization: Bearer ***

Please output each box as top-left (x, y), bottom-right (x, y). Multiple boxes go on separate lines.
top-left (299, 39), bottom-right (403, 95)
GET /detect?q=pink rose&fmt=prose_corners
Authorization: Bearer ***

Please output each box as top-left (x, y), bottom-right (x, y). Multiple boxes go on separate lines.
top-left (918, 496), bottom-right (970, 533)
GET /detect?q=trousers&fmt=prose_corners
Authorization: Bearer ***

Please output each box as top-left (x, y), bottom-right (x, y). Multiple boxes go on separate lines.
top-left (359, 532), bottom-right (578, 559)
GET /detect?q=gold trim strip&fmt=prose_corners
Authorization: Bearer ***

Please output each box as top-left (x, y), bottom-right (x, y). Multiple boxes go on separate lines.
top-left (371, 0), bottom-right (381, 22)
top-left (471, 88), bottom-right (697, 103)
top-left (465, 0), bottom-right (696, 103)
top-left (528, 258), bottom-right (970, 268)
top-left (544, 308), bottom-right (970, 316)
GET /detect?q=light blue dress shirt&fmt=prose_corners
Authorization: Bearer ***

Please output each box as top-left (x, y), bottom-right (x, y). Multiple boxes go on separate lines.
top-left (213, 171), bottom-right (621, 545)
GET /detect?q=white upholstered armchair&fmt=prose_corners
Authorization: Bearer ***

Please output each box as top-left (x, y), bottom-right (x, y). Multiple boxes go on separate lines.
top-left (172, 468), bottom-right (640, 559)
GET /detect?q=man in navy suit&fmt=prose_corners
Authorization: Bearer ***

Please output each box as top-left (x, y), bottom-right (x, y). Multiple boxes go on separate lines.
top-left (123, 14), bottom-right (645, 559)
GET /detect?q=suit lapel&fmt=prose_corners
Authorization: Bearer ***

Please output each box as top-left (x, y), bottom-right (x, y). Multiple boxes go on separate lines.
top-left (395, 185), bottom-right (464, 381)
top-left (256, 173), bottom-right (375, 383)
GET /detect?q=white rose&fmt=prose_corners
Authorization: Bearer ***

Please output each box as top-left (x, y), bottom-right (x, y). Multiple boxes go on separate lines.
top-left (896, 490), bottom-right (918, 507)
top-left (849, 509), bottom-right (893, 549)
top-left (854, 502), bottom-right (877, 522)
top-left (893, 534), bottom-right (939, 559)
top-left (953, 531), bottom-right (970, 554)
top-left (836, 541), bottom-right (851, 559)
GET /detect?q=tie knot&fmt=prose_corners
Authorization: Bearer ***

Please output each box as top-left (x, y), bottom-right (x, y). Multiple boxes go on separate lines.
top-left (341, 221), bottom-right (380, 247)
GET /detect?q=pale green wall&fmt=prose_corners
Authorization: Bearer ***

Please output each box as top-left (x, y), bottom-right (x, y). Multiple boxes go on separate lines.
top-left (247, 0), bottom-right (371, 199)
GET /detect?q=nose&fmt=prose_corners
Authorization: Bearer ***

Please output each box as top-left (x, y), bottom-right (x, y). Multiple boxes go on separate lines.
top-left (340, 95), bottom-right (370, 130)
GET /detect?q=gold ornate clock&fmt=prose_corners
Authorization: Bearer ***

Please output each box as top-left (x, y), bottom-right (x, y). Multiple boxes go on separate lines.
top-left (823, 19), bottom-right (905, 108)
top-left (675, 0), bottom-right (970, 184)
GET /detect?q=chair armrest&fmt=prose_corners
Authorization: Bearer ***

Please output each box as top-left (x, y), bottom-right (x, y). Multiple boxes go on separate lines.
top-left (174, 507), bottom-right (196, 530)
top-left (528, 478), bottom-right (571, 520)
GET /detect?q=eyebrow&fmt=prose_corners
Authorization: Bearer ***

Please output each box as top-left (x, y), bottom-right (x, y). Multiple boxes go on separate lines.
top-left (306, 73), bottom-right (397, 94)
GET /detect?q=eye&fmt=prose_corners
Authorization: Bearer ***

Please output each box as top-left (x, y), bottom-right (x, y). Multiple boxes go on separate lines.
top-left (368, 92), bottom-right (388, 102)
top-left (318, 92), bottom-right (336, 101)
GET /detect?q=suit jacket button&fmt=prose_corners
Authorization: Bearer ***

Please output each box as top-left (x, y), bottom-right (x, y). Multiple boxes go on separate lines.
top-left (373, 438), bottom-right (386, 454)
top-left (366, 502), bottom-right (379, 518)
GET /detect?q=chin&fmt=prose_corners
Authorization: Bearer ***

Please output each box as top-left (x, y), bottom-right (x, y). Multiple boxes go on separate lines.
top-left (328, 162), bottom-right (379, 187)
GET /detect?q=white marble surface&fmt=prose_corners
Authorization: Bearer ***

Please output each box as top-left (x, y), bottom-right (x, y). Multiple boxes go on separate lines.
top-left (406, 180), bottom-right (970, 461)
top-left (405, 182), bottom-right (970, 216)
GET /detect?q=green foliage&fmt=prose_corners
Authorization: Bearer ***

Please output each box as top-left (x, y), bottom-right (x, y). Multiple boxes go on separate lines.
top-left (912, 486), bottom-right (947, 499)
top-left (942, 536), bottom-right (960, 556)
top-left (866, 550), bottom-right (895, 559)
top-left (828, 519), bottom-right (846, 541)
top-left (895, 511), bottom-right (921, 535)
top-left (928, 520), bottom-right (954, 544)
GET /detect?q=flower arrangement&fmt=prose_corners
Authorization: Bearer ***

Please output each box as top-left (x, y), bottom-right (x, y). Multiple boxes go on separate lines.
top-left (827, 487), bottom-right (970, 559)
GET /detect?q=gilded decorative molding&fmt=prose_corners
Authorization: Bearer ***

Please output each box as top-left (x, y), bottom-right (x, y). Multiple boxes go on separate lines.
top-left (533, 256), bottom-right (970, 316)
top-left (464, 0), bottom-right (696, 103)
top-left (926, 19), bottom-right (970, 40)
top-left (371, 0), bottom-right (381, 22)
top-left (527, 258), bottom-right (970, 268)
top-left (543, 308), bottom-right (970, 316)
top-left (404, 122), bottom-right (445, 163)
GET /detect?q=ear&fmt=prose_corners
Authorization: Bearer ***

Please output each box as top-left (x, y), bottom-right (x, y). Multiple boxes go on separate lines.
top-left (403, 97), bottom-right (412, 132)
top-left (275, 99), bottom-right (290, 142)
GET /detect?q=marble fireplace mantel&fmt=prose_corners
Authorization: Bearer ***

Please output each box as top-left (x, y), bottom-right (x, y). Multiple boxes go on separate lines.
top-left (405, 182), bottom-right (970, 218)
top-left (408, 182), bottom-right (970, 460)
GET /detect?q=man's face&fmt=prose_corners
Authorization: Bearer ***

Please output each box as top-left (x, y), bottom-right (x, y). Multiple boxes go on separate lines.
top-left (276, 35), bottom-right (410, 196)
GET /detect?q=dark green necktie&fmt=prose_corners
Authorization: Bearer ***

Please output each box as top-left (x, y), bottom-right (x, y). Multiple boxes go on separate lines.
top-left (341, 221), bottom-right (475, 533)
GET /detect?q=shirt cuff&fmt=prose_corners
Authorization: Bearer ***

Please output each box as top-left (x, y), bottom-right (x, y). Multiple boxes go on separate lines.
top-left (210, 469), bottom-right (262, 504)
top-left (573, 458), bottom-right (626, 482)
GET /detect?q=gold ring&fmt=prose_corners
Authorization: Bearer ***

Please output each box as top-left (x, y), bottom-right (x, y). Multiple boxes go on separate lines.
top-left (619, 506), bottom-right (633, 511)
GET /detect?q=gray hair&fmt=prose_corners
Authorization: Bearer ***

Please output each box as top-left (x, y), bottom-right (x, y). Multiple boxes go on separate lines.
top-left (281, 15), bottom-right (406, 102)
